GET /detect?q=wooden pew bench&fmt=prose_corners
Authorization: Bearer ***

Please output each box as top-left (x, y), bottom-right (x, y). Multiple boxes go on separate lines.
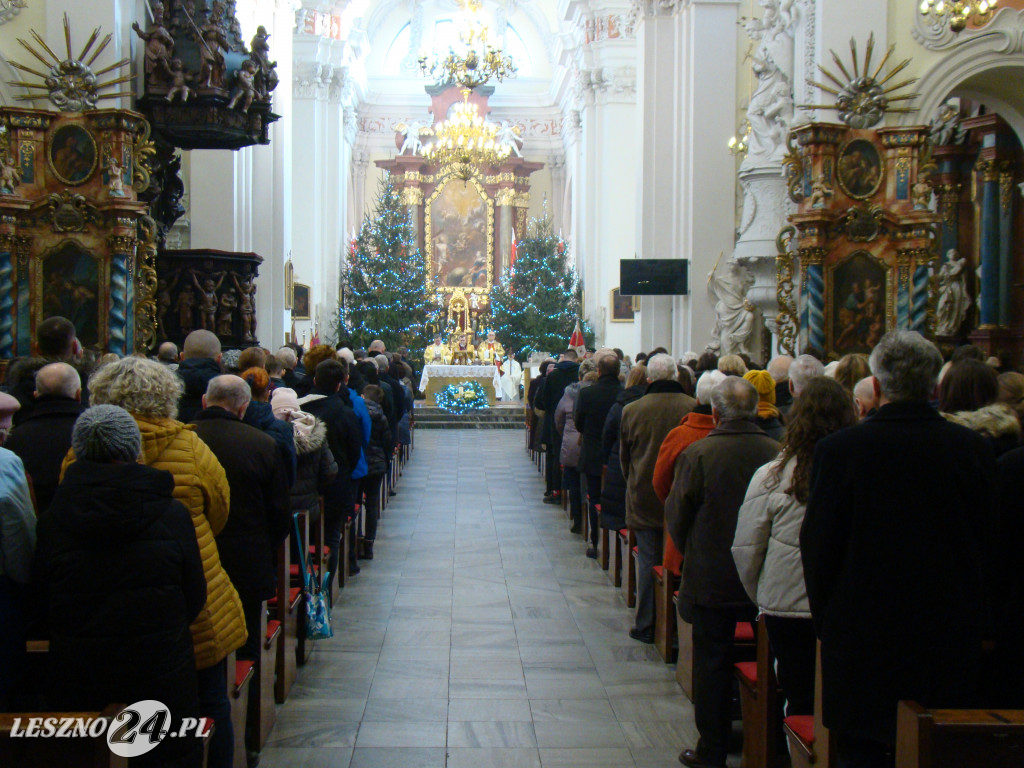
top-left (0, 704), bottom-right (127, 768)
top-left (653, 564), bottom-right (679, 663)
top-left (783, 641), bottom-right (833, 768)
top-left (734, 614), bottom-right (782, 768)
top-left (895, 701), bottom-right (1024, 768)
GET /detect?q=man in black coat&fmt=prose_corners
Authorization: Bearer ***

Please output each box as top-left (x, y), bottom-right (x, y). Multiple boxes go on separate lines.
top-left (5, 362), bottom-right (84, 512)
top-left (801, 331), bottom-right (993, 767)
top-left (35, 405), bottom-right (206, 767)
top-left (177, 330), bottom-right (223, 422)
top-left (539, 350), bottom-right (580, 502)
top-left (192, 375), bottom-right (291, 663)
top-left (574, 353), bottom-right (621, 554)
top-left (298, 359), bottom-right (363, 584)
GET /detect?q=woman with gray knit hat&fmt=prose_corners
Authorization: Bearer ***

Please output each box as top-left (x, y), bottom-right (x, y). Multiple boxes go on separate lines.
top-left (34, 404), bottom-right (207, 767)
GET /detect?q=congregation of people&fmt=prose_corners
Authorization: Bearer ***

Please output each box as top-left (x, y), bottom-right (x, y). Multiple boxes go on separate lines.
top-left (0, 317), bottom-right (415, 767)
top-left (528, 334), bottom-right (1024, 768)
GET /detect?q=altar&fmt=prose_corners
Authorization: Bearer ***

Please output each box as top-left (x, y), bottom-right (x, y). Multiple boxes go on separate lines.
top-left (420, 364), bottom-right (501, 404)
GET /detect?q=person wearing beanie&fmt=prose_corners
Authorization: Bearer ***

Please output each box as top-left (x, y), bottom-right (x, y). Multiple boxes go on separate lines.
top-left (744, 369), bottom-right (785, 441)
top-left (35, 404), bottom-right (206, 766)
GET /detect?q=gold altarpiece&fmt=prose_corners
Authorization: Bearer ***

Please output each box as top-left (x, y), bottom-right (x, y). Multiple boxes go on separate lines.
top-left (376, 86), bottom-right (543, 340)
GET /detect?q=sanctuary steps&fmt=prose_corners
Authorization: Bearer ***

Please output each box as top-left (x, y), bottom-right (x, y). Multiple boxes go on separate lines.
top-left (413, 403), bottom-right (525, 430)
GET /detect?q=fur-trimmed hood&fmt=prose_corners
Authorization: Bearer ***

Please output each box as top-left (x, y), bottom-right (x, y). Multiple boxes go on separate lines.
top-left (942, 402), bottom-right (1022, 439)
top-left (292, 418), bottom-right (327, 456)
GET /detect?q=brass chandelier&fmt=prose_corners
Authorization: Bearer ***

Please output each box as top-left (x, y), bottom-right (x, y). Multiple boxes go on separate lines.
top-left (418, 0), bottom-right (517, 90)
top-left (421, 90), bottom-right (512, 173)
top-left (919, 0), bottom-right (997, 33)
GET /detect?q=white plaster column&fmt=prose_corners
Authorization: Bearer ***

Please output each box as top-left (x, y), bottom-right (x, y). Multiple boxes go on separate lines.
top-left (635, 2), bottom-right (682, 355)
top-left (677, 0), bottom-right (740, 354)
top-left (290, 26), bottom-right (355, 345)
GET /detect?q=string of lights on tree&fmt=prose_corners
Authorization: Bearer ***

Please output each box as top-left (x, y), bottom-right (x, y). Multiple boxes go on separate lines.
top-left (489, 214), bottom-right (593, 356)
top-left (339, 174), bottom-right (437, 353)
top-left (434, 380), bottom-right (490, 414)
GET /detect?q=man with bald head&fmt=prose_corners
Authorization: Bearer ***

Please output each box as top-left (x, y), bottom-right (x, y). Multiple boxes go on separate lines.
top-left (156, 341), bottom-right (179, 370)
top-left (853, 376), bottom-right (879, 420)
top-left (177, 329), bottom-right (223, 422)
top-left (191, 376), bottom-right (290, 678)
top-left (666, 376), bottom-right (780, 768)
top-left (5, 362), bottom-right (84, 512)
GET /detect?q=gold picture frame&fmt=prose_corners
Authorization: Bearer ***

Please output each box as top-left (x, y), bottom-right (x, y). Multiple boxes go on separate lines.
top-left (424, 165), bottom-right (495, 296)
top-left (292, 282), bottom-right (311, 320)
top-left (284, 258), bottom-right (294, 310)
top-left (836, 137), bottom-right (884, 201)
top-left (47, 123), bottom-right (98, 186)
top-left (610, 287), bottom-right (636, 323)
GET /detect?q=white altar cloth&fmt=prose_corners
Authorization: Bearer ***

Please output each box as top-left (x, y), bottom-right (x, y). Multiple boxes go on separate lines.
top-left (420, 364), bottom-right (501, 395)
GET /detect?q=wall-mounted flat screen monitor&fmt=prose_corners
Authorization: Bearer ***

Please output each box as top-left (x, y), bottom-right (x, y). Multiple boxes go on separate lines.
top-left (620, 259), bottom-right (689, 296)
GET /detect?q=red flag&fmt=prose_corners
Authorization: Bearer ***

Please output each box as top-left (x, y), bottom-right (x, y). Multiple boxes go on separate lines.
top-left (569, 319), bottom-right (585, 357)
top-left (509, 228), bottom-right (517, 272)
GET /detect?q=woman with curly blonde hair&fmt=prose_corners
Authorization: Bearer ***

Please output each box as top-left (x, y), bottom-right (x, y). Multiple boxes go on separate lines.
top-left (75, 356), bottom-right (245, 768)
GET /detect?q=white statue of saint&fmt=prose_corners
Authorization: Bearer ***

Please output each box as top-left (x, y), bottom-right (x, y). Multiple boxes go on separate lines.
top-left (706, 258), bottom-right (757, 355)
top-left (741, 0), bottom-right (797, 164)
top-left (935, 248), bottom-right (971, 337)
top-left (396, 120), bottom-right (430, 155)
top-left (496, 121), bottom-right (523, 157)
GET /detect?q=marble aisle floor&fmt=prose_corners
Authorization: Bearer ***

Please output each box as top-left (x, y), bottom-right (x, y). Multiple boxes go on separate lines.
top-left (259, 429), bottom-right (724, 768)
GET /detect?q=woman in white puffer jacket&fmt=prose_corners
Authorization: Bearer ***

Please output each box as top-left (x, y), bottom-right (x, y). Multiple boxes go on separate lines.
top-left (732, 377), bottom-right (857, 717)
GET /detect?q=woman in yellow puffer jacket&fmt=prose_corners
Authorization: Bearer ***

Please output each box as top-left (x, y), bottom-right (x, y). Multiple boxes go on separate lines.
top-left (64, 357), bottom-right (246, 767)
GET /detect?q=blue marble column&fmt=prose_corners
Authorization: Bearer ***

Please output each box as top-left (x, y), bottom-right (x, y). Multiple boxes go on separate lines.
top-left (999, 166), bottom-right (1013, 327)
top-left (911, 262), bottom-right (930, 333)
top-left (109, 252), bottom-right (128, 356)
top-left (0, 237), bottom-right (13, 359)
top-left (978, 161), bottom-right (1001, 326)
top-left (801, 249), bottom-right (825, 352)
top-left (897, 256), bottom-right (911, 329)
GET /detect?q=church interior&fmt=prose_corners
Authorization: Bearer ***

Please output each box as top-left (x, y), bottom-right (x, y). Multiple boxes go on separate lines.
top-left (2, 0), bottom-right (1024, 767)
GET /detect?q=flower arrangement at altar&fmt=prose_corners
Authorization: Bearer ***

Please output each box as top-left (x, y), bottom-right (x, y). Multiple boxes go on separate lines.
top-left (435, 381), bottom-right (489, 414)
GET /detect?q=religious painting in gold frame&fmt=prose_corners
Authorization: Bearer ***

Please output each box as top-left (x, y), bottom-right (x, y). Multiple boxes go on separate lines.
top-left (47, 123), bottom-right (98, 186)
top-left (836, 138), bottom-right (884, 201)
top-left (424, 166), bottom-right (495, 295)
top-left (292, 282), bottom-right (311, 320)
top-left (826, 250), bottom-right (891, 356)
top-left (610, 287), bottom-right (637, 323)
top-left (33, 239), bottom-right (107, 350)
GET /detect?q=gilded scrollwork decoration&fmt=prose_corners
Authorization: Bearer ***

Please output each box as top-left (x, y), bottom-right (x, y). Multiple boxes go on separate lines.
top-left (135, 215), bottom-right (159, 351)
top-left (774, 225), bottom-right (799, 356)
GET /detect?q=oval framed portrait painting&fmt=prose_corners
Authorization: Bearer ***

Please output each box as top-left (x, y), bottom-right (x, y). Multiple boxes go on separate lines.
top-left (48, 124), bottom-right (98, 186)
top-left (836, 138), bottom-right (883, 200)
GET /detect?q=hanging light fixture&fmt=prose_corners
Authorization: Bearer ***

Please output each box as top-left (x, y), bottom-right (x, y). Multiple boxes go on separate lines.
top-left (418, 0), bottom-right (517, 89)
top-left (421, 89), bottom-right (512, 175)
top-left (919, 0), bottom-right (997, 33)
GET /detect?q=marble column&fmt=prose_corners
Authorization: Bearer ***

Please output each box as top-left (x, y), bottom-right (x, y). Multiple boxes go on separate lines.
top-left (977, 159), bottom-right (1001, 327)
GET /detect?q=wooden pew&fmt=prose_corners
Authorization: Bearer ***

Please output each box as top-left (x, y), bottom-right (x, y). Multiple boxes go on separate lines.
top-left (783, 641), bottom-right (833, 768)
top-left (270, 520), bottom-right (301, 704)
top-left (247, 600), bottom-right (278, 751)
top-left (297, 509), bottom-right (325, 666)
top-left (653, 564), bottom-right (679, 663)
top-left (674, 591), bottom-right (693, 698)
top-left (228, 651), bottom-right (255, 768)
top-left (599, 525), bottom-right (611, 571)
top-left (895, 701), bottom-right (1024, 768)
top-left (0, 705), bottom-right (127, 768)
top-left (611, 529), bottom-right (624, 588)
top-left (734, 615), bottom-right (781, 768)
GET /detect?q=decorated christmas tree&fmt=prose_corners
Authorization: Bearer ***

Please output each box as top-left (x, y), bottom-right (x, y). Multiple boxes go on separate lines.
top-left (340, 174), bottom-right (435, 353)
top-left (489, 215), bottom-right (592, 356)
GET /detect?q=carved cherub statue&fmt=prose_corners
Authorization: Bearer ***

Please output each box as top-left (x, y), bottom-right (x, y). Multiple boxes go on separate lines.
top-left (396, 120), bottom-right (430, 155)
top-left (227, 60), bottom-right (257, 111)
top-left (496, 121), bottom-right (523, 157)
top-left (809, 176), bottom-right (833, 209)
top-left (105, 154), bottom-right (126, 197)
top-left (912, 177), bottom-right (933, 210)
top-left (191, 269), bottom-right (225, 331)
top-left (0, 153), bottom-right (20, 194)
top-left (166, 59), bottom-right (193, 103)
